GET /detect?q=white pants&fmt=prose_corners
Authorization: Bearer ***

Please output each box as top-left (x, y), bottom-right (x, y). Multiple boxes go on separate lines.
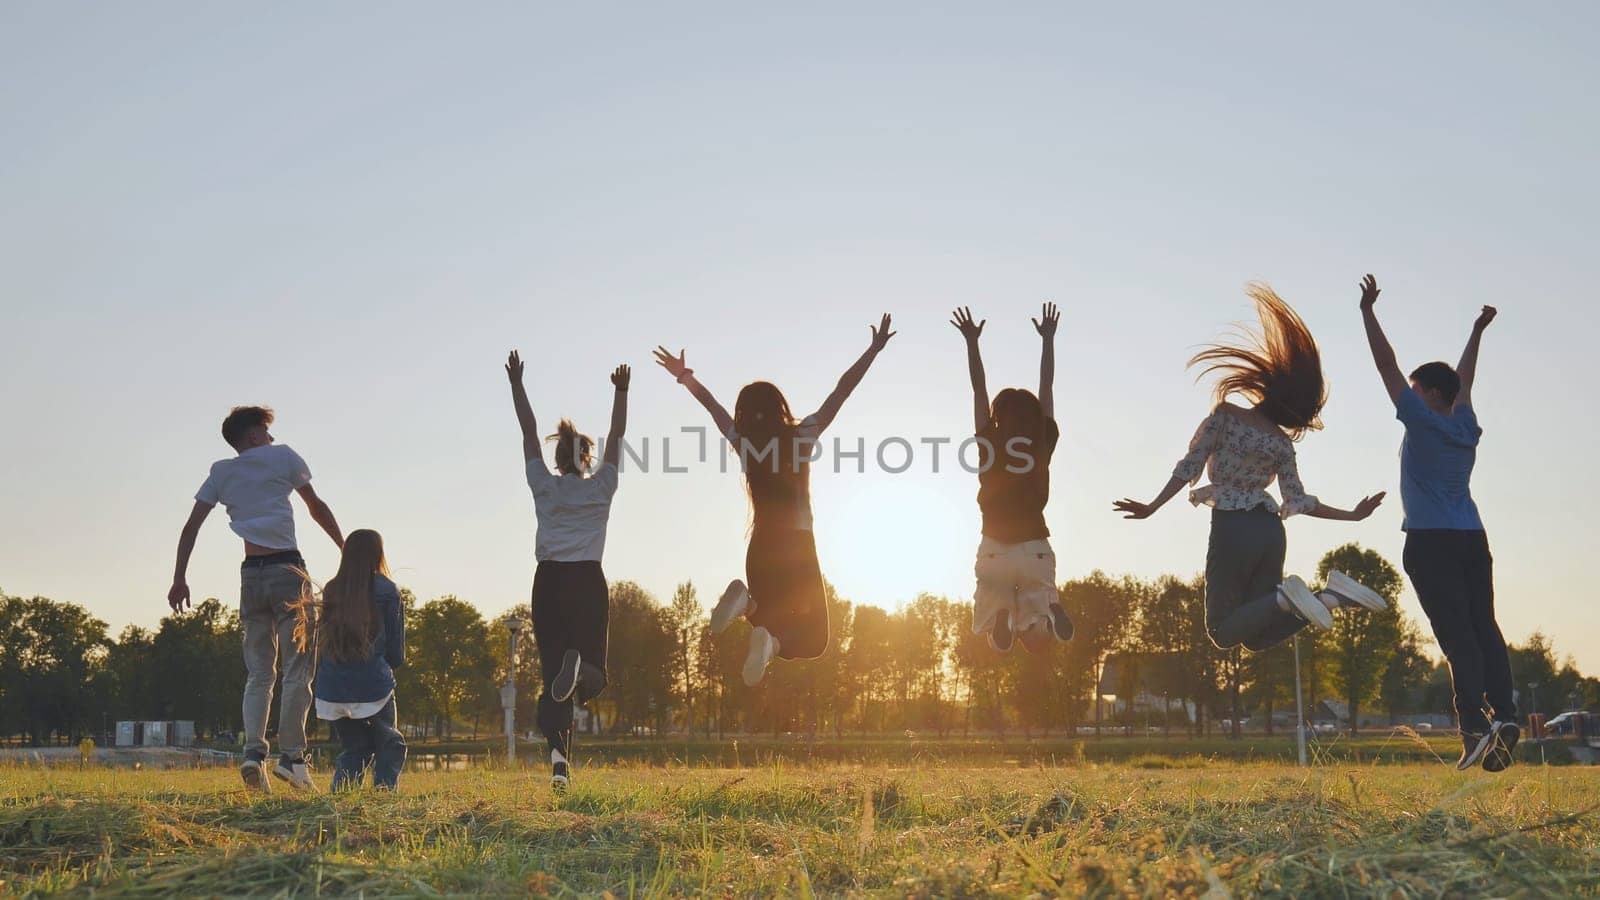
top-left (972, 537), bottom-right (1058, 637)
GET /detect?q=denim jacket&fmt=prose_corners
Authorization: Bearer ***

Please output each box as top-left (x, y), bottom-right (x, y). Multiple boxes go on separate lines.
top-left (312, 573), bottom-right (406, 704)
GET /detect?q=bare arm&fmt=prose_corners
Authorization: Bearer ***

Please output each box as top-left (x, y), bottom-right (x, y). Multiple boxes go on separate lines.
top-left (505, 350), bottom-right (542, 463)
top-left (1033, 301), bottom-right (1059, 419)
top-left (1305, 493), bottom-right (1386, 522)
top-left (1113, 475), bottom-right (1186, 520)
top-left (813, 314), bottom-right (896, 432)
top-left (949, 307), bottom-right (989, 433)
top-left (1454, 306), bottom-right (1497, 409)
top-left (603, 364), bottom-right (630, 467)
top-left (167, 501), bottom-right (213, 611)
top-left (654, 347), bottom-right (734, 437)
top-left (1358, 274), bottom-right (1408, 405)
top-left (295, 483), bottom-right (344, 549)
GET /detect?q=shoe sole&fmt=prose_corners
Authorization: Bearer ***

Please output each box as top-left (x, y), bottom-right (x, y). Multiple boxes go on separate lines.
top-left (1484, 723), bottom-right (1521, 772)
top-left (711, 580), bottom-right (747, 635)
top-left (551, 775), bottom-right (569, 791)
top-left (271, 766), bottom-right (315, 791)
top-left (1281, 578), bottom-right (1334, 629)
top-left (742, 629), bottom-right (771, 686)
top-left (1049, 606), bottom-right (1074, 642)
top-left (1329, 572), bottom-right (1388, 611)
top-left (551, 649), bottom-right (581, 702)
top-left (240, 762), bottom-right (269, 793)
top-left (1456, 727), bottom-right (1499, 771)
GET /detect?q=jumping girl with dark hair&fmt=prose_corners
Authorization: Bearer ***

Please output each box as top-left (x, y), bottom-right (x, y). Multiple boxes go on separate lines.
top-left (654, 314), bottom-right (895, 686)
top-left (1113, 283), bottom-right (1390, 650)
top-left (951, 303), bottom-right (1074, 652)
top-left (505, 350), bottom-right (629, 790)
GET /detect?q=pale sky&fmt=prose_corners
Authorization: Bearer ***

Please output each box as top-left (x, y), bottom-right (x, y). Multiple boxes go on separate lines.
top-left (3, 3), bottom-right (1596, 673)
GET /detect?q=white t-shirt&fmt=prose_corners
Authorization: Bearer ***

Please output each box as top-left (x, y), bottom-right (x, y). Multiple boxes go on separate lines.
top-left (723, 414), bottom-right (823, 531)
top-left (195, 444), bottom-right (313, 551)
top-left (527, 458), bottom-right (619, 562)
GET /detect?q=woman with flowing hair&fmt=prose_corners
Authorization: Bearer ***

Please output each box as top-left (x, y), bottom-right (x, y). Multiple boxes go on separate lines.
top-left (653, 314), bottom-right (895, 687)
top-left (293, 528), bottom-right (407, 791)
top-left (1113, 284), bottom-right (1390, 651)
top-left (505, 350), bottom-right (629, 791)
top-left (951, 302), bottom-right (1074, 653)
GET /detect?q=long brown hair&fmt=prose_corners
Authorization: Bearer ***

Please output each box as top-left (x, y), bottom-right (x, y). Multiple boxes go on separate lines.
top-left (733, 381), bottom-right (808, 523)
top-left (1189, 283), bottom-right (1326, 440)
top-left (293, 529), bottom-right (390, 663)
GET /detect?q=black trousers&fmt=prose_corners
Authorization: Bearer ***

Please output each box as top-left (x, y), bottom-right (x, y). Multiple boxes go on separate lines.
top-left (531, 560), bottom-right (609, 758)
top-left (746, 526), bottom-right (829, 660)
top-left (1204, 507), bottom-right (1306, 652)
top-left (1404, 529), bottom-right (1514, 734)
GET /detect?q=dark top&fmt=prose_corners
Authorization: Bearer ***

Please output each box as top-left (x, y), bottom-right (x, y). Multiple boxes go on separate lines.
top-left (312, 573), bottom-right (406, 704)
top-left (976, 417), bottom-right (1060, 542)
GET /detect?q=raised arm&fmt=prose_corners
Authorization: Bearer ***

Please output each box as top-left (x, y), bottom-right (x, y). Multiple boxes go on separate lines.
top-left (167, 500), bottom-right (213, 611)
top-left (1358, 274), bottom-right (1408, 405)
top-left (505, 350), bottom-right (542, 464)
top-left (295, 483), bottom-right (344, 549)
top-left (812, 314), bottom-right (896, 432)
top-left (603, 364), bottom-right (630, 467)
top-left (949, 307), bottom-right (989, 433)
top-left (1454, 306), bottom-right (1496, 409)
top-left (654, 347), bottom-right (734, 437)
top-left (1032, 301), bottom-right (1059, 420)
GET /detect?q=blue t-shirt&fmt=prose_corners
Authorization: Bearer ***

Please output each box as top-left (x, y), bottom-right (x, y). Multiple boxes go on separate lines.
top-left (1396, 388), bottom-right (1484, 531)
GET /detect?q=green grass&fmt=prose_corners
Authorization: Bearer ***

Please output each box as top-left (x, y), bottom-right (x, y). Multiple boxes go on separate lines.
top-left (3, 754), bottom-right (1598, 897)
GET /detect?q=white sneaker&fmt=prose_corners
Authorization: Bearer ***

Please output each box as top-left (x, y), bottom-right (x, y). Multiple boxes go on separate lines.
top-left (272, 757), bottom-right (317, 792)
top-left (1280, 575), bottom-right (1334, 629)
top-left (1324, 570), bottom-right (1388, 611)
top-left (240, 758), bottom-right (270, 793)
top-left (742, 626), bottom-right (776, 686)
top-left (711, 579), bottom-right (750, 634)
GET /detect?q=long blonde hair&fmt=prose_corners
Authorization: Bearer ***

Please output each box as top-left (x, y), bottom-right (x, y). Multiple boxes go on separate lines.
top-left (1189, 283), bottom-right (1327, 441)
top-left (293, 529), bottom-right (390, 663)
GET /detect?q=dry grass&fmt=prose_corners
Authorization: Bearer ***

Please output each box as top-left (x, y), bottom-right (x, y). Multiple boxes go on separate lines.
top-left (2, 757), bottom-right (1597, 897)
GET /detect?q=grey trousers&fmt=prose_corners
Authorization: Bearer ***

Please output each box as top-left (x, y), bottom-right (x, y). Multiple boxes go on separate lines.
top-left (240, 560), bottom-right (315, 760)
top-left (1204, 507), bottom-right (1305, 652)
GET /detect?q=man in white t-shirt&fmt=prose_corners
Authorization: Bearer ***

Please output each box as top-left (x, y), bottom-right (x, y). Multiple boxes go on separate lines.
top-left (168, 405), bottom-right (344, 793)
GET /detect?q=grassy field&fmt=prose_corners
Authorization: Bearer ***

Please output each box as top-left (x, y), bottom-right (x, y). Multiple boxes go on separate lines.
top-left (3, 751), bottom-right (1598, 897)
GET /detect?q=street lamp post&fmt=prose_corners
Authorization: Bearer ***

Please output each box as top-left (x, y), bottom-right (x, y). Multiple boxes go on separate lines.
top-left (1293, 634), bottom-right (1307, 767)
top-left (502, 618), bottom-right (526, 767)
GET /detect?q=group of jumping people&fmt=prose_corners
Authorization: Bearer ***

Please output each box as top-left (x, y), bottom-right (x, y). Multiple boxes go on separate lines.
top-left (167, 273), bottom-right (1519, 793)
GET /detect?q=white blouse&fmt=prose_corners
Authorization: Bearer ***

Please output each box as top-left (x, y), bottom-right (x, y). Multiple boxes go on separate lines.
top-left (1172, 404), bottom-right (1318, 518)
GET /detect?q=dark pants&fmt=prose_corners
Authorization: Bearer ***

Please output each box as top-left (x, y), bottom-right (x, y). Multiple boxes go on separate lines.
top-left (746, 525), bottom-right (829, 660)
top-left (330, 698), bottom-right (406, 790)
top-left (1204, 507), bottom-right (1306, 652)
top-left (532, 560), bottom-right (609, 759)
top-left (1404, 529), bottom-right (1514, 734)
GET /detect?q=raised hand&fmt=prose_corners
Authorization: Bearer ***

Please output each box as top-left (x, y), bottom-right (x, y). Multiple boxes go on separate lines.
top-left (1032, 301), bottom-right (1060, 338)
top-left (505, 350), bottom-right (525, 382)
top-left (1474, 305), bottom-right (1498, 332)
top-left (1352, 491), bottom-right (1386, 521)
top-left (1359, 274), bottom-right (1381, 309)
top-left (653, 346), bottom-right (689, 379)
top-left (869, 313), bottom-right (897, 351)
top-left (1112, 498), bottom-right (1156, 520)
top-left (167, 581), bottom-right (191, 613)
top-left (950, 306), bottom-right (985, 341)
top-left (611, 363), bottom-right (631, 390)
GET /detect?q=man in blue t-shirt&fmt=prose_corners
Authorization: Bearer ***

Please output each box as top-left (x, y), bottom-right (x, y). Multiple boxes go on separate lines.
top-left (1359, 274), bottom-right (1517, 773)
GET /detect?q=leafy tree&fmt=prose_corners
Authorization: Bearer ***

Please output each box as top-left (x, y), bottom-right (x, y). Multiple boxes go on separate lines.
top-left (1316, 544), bottom-right (1404, 736)
top-left (408, 596), bottom-right (495, 738)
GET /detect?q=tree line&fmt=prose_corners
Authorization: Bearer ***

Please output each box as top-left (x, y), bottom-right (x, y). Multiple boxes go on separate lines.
top-left (3, 542), bottom-right (1595, 746)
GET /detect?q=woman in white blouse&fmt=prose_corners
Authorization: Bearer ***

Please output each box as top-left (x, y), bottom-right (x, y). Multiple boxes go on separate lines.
top-left (1113, 284), bottom-right (1389, 650)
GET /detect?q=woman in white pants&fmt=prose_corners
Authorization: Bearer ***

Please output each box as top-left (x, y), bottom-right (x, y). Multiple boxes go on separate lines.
top-left (952, 303), bottom-right (1073, 652)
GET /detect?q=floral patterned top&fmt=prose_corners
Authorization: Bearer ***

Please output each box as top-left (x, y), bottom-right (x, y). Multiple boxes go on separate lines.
top-left (1171, 403), bottom-right (1318, 518)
